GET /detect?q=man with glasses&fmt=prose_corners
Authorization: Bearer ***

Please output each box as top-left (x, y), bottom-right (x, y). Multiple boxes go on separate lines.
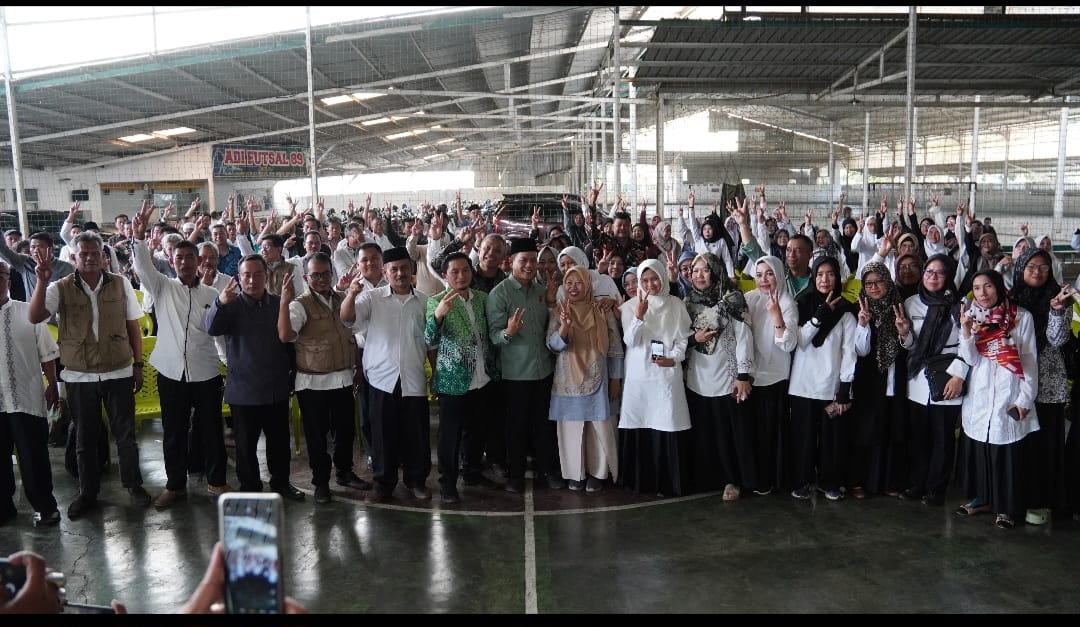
top-left (205, 254), bottom-right (303, 501)
top-left (277, 252), bottom-right (371, 504)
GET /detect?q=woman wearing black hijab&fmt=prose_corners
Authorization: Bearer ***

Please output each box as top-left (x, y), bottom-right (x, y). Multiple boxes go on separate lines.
top-left (898, 253), bottom-right (966, 506)
top-left (1011, 247), bottom-right (1071, 526)
top-left (787, 256), bottom-right (858, 501)
top-left (849, 262), bottom-right (909, 499)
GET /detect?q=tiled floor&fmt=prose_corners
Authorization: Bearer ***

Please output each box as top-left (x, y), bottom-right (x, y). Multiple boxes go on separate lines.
top-left (3, 418), bottom-right (1080, 614)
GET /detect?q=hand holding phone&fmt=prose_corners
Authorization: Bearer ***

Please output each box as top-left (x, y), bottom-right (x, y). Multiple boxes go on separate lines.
top-left (650, 340), bottom-right (665, 361)
top-left (1007, 406), bottom-right (1022, 421)
top-left (219, 493), bottom-right (285, 614)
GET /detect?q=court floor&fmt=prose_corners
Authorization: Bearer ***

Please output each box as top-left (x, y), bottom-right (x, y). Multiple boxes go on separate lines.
top-left (3, 419), bottom-right (1080, 614)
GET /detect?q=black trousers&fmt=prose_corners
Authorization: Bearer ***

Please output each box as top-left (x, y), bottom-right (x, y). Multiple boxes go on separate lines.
top-left (0, 412), bottom-right (57, 515)
top-left (67, 378), bottom-right (142, 498)
top-left (789, 396), bottom-right (850, 492)
top-left (504, 375), bottom-right (558, 483)
top-left (906, 401), bottom-right (960, 497)
top-left (355, 376), bottom-right (373, 460)
top-left (296, 386), bottom-right (356, 487)
top-left (437, 383), bottom-right (493, 490)
top-left (158, 373), bottom-right (226, 490)
top-left (229, 401), bottom-right (291, 492)
top-left (368, 381), bottom-right (430, 490)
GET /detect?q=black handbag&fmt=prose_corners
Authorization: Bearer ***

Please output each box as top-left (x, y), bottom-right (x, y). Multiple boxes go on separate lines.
top-left (924, 354), bottom-right (967, 402)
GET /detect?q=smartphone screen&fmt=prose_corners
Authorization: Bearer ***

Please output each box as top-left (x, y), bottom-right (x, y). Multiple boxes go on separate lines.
top-left (219, 493), bottom-right (285, 614)
top-left (650, 340), bottom-right (665, 360)
top-left (0, 558), bottom-right (26, 597)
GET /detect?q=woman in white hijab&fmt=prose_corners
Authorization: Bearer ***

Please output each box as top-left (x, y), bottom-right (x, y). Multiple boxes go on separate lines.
top-left (617, 258), bottom-right (693, 497)
top-left (555, 245), bottom-right (621, 302)
top-left (743, 255), bottom-right (799, 495)
top-left (924, 224), bottom-right (948, 260)
top-left (1036, 234), bottom-right (1064, 286)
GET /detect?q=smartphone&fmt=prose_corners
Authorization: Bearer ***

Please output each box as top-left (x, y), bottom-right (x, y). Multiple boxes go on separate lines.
top-left (1007, 406), bottom-right (1022, 421)
top-left (650, 340), bottom-right (666, 361)
top-left (0, 558), bottom-right (26, 597)
top-left (0, 558), bottom-right (114, 613)
top-left (219, 493), bottom-right (285, 614)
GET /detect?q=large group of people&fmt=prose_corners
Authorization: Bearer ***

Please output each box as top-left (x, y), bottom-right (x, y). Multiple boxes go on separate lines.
top-left (1, 183), bottom-right (1080, 537)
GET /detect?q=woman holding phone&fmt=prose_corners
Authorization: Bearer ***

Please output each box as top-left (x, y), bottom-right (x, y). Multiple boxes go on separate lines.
top-left (954, 270), bottom-right (1039, 529)
top-left (617, 259), bottom-right (693, 497)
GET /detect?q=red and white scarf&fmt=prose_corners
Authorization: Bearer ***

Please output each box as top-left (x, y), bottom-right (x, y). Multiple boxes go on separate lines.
top-left (971, 301), bottom-right (1024, 380)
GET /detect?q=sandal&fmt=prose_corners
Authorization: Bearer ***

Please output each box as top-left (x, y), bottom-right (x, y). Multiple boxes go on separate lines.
top-left (995, 514), bottom-right (1015, 530)
top-left (722, 484), bottom-right (741, 501)
top-left (954, 500), bottom-right (990, 517)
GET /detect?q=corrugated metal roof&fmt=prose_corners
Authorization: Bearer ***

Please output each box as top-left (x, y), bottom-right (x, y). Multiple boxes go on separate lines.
top-left (0, 8), bottom-right (1077, 174)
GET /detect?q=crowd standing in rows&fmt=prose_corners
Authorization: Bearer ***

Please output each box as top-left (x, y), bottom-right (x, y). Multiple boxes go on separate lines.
top-left (2, 184), bottom-right (1080, 533)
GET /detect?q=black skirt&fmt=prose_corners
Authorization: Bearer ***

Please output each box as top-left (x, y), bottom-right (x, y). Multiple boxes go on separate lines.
top-left (617, 428), bottom-right (691, 497)
top-left (685, 390), bottom-right (757, 494)
top-left (957, 434), bottom-right (1027, 519)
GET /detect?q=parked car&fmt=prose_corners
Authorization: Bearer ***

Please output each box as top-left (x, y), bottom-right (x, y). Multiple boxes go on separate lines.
top-left (492, 193), bottom-right (581, 240)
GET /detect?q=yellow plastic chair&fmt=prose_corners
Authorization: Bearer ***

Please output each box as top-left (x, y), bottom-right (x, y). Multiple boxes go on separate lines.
top-left (133, 336), bottom-right (162, 425)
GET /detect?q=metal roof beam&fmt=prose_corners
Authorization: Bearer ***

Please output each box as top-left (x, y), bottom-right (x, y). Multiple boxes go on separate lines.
top-left (815, 27), bottom-right (909, 100)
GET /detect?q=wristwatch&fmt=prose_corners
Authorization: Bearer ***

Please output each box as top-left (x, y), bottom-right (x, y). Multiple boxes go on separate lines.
top-left (502, 330), bottom-right (513, 343)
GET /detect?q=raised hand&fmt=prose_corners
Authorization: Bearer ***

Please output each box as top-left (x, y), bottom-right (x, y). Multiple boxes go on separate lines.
top-left (958, 299), bottom-right (973, 331)
top-left (824, 291), bottom-right (844, 311)
top-left (433, 288), bottom-right (459, 322)
top-left (162, 202), bottom-right (174, 222)
top-left (665, 248), bottom-right (678, 282)
top-left (687, 186), bottom-right (695, 207)
top-left (857, 215), bottom-right (865, 232)
top-left (1051, 284), bottom-right (1074, 311)
top-left (777, 200), bottom-right (788, 222)
top-left (531, 206), bottom-right (541, 229)
top-left (931, 193), bottom-right (940, 207)
top-left (857, 295), bottom-right (871, 327)
top-left (804, 207), bottom-right (813, 225)
top-left (1020, 222), bottom-right (1029, 236)
top-left (908, 196), bottom-right (917, 215)
top-left (880, 195), bottom-right (888, 214)
top-left (588, 180), bottom-right (604, 206)
top-left (893, 303), bottom-right (910, 337)
top-left (557, 300), bottom-right (572, 338)
top-left (877, 235), bottom-right (893, 258)
top-left (410, 217), bottom-right (424, 238)
top-left (766, 289), bottom-right (782, 323)
top-left (67, 200), bottom-right (82, 223)
top-left (635, 290), bottom-right (649, 321)
top-left (219, 276), bottom-right (239, 305)
top-left (506, 307), bottom-right (527, 337)
top-left (280, 271), bottom-right (295, 302)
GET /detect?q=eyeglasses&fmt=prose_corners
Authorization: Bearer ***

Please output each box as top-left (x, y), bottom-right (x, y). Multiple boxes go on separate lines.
top-left (897, 264), bottom-right (921, 272)
top-left (1024, 263), bottom-right (1050, 273)
top-left (306, 271), bottom-right (333, 280)
top-left (863, 280), bottom-right (886, 288)
top-left (923, 269), bottom-right (947, 278)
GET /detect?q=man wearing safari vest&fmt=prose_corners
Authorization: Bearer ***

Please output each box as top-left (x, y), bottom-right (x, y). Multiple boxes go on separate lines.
top-left (28, 231), bottom-right (150, 520)
top-left (278, 252), bottom-right (371, 504)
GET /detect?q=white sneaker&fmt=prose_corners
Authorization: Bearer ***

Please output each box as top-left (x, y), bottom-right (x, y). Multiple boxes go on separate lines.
top-left (1025, 508), bottom-right (1049, 526)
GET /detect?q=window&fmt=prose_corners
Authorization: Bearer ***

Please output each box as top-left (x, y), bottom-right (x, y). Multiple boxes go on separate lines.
top-left (71, 189), bottom-right (90, 201)
top-left (11, 188), bottom-right (38, 211)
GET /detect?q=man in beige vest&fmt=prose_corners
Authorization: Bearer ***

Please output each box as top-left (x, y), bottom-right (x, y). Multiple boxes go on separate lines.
top-left (277, 252), bottom-right (371, 504)
top-left (28, 231), bottom-right (150, 520)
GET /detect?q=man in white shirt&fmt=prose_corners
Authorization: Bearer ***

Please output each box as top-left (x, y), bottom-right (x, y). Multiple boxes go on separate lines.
top-left (345, 242), bottom-right (387, 469)
top-left (28, 231), bottom-right (150, 520)
top-left (0, 261), bottom-right (62, 527)
top-left (278, 252), bottom-right (372, 504)
top-left (333, 222), bottom-right (365, 278)
top-left (130, 205), bottom-right (232, 508)
top-left (340, 247), bottom-right (430, 503)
